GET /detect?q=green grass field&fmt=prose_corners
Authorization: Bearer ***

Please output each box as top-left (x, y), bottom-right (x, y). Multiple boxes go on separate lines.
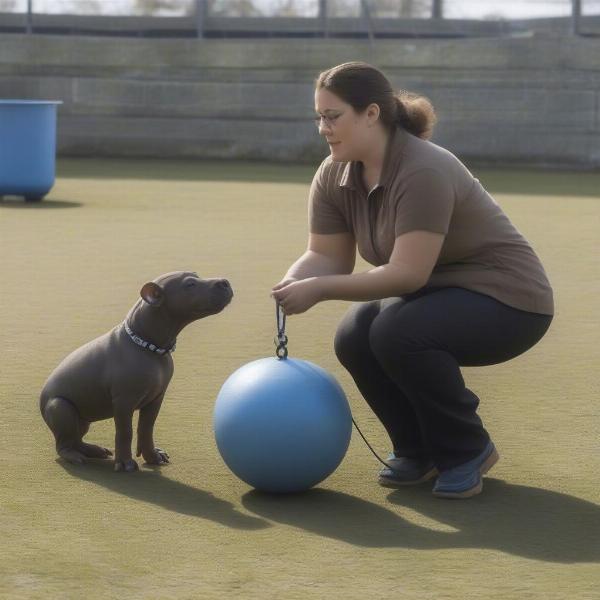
top-left (1, 158), bottom-right (599, 599)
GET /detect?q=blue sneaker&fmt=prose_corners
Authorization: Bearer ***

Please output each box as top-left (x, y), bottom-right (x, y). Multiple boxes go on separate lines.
top-left (378, 453), bottom-right (439, 487)
top-left (432, 441), bottom-right (500, 499)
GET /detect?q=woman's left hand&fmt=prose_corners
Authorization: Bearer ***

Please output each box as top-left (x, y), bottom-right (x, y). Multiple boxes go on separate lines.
top-left (271, 277), bottom-right (324, 315)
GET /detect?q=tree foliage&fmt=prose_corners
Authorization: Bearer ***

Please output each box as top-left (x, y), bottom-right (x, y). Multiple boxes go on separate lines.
top-left (133, 0), bottom-right (195, 16)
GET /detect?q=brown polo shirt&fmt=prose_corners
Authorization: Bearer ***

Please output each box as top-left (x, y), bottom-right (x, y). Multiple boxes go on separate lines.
top-left (309, 127), bottom-right (554, 315)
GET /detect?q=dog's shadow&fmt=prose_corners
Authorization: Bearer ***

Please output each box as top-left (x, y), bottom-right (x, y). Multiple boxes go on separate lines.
top-left (58, 459), bottom-right (269, 531)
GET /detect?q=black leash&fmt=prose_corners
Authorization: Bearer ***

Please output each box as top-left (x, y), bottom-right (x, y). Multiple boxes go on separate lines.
top-left (274, 300), bottom-right (393, 471)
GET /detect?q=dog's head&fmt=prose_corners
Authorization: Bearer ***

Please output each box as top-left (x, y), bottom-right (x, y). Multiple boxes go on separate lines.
top-left (139, 271), bottom-right (233, 323)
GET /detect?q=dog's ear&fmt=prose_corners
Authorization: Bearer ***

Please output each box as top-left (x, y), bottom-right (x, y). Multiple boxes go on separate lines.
top-left (140, 282), bottom-right (164, 307)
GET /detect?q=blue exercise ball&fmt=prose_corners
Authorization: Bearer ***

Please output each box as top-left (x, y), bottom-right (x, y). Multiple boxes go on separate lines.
top-left (214, 357), bottom-right (352, 493)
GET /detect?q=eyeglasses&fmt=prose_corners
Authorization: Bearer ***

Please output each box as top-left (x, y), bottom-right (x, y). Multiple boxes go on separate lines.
top-left (313, 112), bottom-right (344, 129)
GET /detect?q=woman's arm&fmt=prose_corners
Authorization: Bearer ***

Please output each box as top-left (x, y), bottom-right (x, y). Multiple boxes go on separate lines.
top-left (273, 232), bottom-right (356, 288)
top-left (319, 230), bottom-right (445, 301)
top-left (273, 230), bottom-right (445, 314)
top-left (318, 264), bottom-right (421, 302)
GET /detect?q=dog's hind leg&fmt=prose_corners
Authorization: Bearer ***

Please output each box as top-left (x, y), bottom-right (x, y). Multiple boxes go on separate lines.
top-left (41, 397), bottom-right (87, 464)
top-left (77, 418), bottom-right (113, 460)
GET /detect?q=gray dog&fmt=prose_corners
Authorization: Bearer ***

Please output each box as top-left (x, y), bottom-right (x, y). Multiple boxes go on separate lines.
top-left (40, 271), bottom-right (233, 472)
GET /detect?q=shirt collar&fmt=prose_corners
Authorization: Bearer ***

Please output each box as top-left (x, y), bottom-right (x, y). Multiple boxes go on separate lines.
top-left (339, 127), bottom-right (409, 192)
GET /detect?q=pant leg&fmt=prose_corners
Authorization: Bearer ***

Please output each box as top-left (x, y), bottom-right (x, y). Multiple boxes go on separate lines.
top-left (368, 287), bottom-right (553, 471)
top-left (334, 298), bottom-right (429, 458)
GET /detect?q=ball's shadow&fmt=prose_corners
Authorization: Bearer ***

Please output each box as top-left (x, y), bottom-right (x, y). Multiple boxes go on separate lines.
top-left (242, 478), bottom-right (600, 562)
top-left (58, 459), bottom-right (269, 531)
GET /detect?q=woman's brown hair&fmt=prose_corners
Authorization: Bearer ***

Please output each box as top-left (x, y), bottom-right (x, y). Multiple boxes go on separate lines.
top-left (315, 61), bottom-right (437, 140)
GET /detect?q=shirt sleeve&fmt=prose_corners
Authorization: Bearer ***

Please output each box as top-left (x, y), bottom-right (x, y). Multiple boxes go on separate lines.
top-left (394, 168), bottom-right (455, 237)
top-left (308, 160), bottom-right (350, 234)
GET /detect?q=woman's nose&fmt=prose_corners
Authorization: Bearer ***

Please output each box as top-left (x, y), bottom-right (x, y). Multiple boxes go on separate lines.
top-left (318, 122), bottom-right (332, 135)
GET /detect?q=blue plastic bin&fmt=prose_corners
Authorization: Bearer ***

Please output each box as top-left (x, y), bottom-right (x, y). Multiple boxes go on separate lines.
top-left (0, 100), bottom-right (62, 201)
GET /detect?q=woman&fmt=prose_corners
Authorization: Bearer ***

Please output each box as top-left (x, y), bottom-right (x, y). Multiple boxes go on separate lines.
top-left (271, 62), bottom-right (554, 499)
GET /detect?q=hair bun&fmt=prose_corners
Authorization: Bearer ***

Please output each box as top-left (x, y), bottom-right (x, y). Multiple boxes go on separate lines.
top-left (395, 92), bottom-right (437, 140)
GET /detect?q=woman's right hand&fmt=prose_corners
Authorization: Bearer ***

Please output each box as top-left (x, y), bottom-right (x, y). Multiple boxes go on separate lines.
top-left (271, 277), bottom-right (298, 296)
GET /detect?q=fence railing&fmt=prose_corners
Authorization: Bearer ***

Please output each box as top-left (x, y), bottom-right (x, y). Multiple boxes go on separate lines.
top-left (0, 0), bottom-right (598, 38)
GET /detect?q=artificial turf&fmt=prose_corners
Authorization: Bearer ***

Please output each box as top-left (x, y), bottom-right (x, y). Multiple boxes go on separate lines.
top-left (1, 158), bottom-right (598, 599)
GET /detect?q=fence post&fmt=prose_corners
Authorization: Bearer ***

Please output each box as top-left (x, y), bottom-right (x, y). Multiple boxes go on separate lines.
top-left (319, 0), bottom-right (328, 39)
top-left (26, 0), bottom-right (33, 34)
top-left (195, 0), bottom-right (206, 39)
top-left (571, 0), bottom-right (581, 35)
top-left (432, 0), bottom-right (443, 19)
top-left (360, 0), bottom-right (374, 42)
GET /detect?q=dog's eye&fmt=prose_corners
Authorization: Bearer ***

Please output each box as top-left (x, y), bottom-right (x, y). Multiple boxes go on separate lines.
top-left (184, 281), bottom-right (196, 289)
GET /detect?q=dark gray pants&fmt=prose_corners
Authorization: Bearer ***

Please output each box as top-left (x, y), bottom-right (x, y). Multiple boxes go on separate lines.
top-left (334, 287), bottom-right (553, 471)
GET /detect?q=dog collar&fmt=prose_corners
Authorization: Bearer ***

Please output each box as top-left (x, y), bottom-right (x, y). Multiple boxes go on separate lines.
top-left (123, 322), bottom-right (176, 355)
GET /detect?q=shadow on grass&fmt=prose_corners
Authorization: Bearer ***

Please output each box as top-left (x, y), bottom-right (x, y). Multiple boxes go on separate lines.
top-left (58, 457), bottom-right (600, 562)
top-left (55, 157), bottom-right (600, 198)
top-left (58, 459), bottom-right (270, 531)
top-left (0, 197), bottom-right (82, 209)
top-left (241, 478), bottom-right (600, 562)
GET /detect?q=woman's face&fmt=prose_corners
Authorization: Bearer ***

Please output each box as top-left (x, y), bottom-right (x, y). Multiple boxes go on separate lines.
top-left (314, 88), bottom-right (374, 162)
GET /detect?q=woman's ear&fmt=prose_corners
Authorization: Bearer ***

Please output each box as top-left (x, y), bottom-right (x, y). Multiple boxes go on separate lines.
top-left (140, 282), bottom-right (164, 307)
top-left (366, 103), bottom-right (381, 126)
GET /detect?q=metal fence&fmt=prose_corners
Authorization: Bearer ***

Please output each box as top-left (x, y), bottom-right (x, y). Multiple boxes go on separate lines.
top-left (0, 0), bottom-right (599, 37)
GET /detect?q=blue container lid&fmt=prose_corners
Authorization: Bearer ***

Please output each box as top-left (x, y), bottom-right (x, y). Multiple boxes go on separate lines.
top-left (0, 100), bottom-right (63, 104)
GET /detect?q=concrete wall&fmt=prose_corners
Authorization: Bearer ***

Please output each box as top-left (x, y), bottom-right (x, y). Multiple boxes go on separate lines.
top-left (1, 34), bottom-right (599, 168)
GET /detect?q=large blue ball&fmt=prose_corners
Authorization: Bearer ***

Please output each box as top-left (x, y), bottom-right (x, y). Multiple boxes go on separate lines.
top-left (214, 357), bottom-right (352, 493)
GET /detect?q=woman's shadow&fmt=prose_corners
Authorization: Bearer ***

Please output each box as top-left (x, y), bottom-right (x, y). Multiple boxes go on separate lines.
top-left (241, 477), bottom-right (600, 563)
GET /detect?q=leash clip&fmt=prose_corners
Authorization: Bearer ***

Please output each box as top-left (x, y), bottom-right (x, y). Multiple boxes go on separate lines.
top-left (274, 301), bottom-right (288, 359)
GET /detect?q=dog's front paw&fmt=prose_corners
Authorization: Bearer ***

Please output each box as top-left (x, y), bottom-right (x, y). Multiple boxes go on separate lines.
top-left (114, 458), bottom-right (139, 473)
top-left (141, 447), bottom-right (170, 466)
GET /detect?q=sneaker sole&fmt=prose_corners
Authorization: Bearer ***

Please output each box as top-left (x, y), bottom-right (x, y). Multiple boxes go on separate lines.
top-left (432, 447), bottom-right (500, 499)
top-left (377, 466), bottom-right (439, 488)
